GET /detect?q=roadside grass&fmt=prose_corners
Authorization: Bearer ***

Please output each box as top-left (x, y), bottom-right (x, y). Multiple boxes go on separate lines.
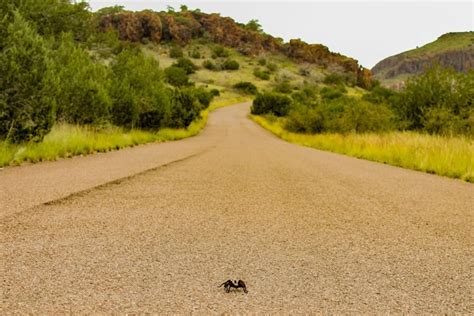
top-left (0, 115), bottom-right (205, 168)
top-left (0, 95), bottom-right (249, 168)
top-left (250, 115), bottom-right (474, 182)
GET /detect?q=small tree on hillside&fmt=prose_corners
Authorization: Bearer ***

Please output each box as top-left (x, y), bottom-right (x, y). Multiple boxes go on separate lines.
top-left (0, 11), bottom-right (56, 142)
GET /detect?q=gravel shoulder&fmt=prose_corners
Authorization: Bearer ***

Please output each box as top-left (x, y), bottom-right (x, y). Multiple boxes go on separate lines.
top-left (1, 102), bottom-right (473, 313)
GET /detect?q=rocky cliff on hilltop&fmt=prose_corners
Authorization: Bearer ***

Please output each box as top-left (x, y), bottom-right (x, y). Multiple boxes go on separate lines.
top-left (97, 8), bottom-right (372, 88)
top-left (372, 32), bottom-right (474, 86)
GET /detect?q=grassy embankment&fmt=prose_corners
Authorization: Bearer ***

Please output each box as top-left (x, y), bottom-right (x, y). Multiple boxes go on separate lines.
top-left (0, 93), bottom-right (249, 168)
top-left (251, 115), bottom-right (474, 182)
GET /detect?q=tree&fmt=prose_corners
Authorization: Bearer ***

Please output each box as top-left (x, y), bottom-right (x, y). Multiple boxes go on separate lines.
top-left (53, 34), bottom-right (112, 125)
top-left (164, 66), bottom-right (192, 87)
top-left (110, 48), bottom-right (171, 129)
top-left (393, 65), bottom-right (474, 134)
top-left (0, 11), bottom-right (56, 142)
top-left (4, 0), bottom-right (93, 41)
top-left (246, 19), bottom-right (262, 32)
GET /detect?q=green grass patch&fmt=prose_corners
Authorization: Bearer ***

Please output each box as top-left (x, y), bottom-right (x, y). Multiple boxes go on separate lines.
top-left (0, 113), bottom-right (205, 168)
top-left (250, 114), bottom-right (474, 182)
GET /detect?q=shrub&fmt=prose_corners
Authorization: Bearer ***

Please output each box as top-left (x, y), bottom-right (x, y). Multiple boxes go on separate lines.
top-left (258, 57), bottom-right (266, 66)
top-left (110, 48), bottom-right (171, 129)
top-left (189, 48), bottom-right (201, 59)
top-left (222, 59), bottom-right (240, 70)
top-left (362, 85), bottom-right (395, 104)
top-left (210, 89), bottom-right (220, 97)
top-left (391, 65), bottom-right (474, 134)
top-left (251, 92), bottom-right (292, 116)
top-left (299, 68), bottom-right (311, 77)
top-left (233, 82), bottom-right (258, 95)
top-left (212, 46), bottom-right (229, 58)
top-left (167, 88), bottom-right (200, 128)
top-left (291, 86), bottom-right (318, 104)
top-left (164, 66), bottom-right (191, 87)
top-left (287, 97), bottom-right (394, 134)
top-left (202, 59), bottom-right (217, 70)
top-left (273, 81), bottom-right (293, 94)
top-left (53, 33), bottom-right (112, 125)
top-left (254, 68), bottom-right (270, 80)
top-left (169, 45), bottom-right (183, 58)
top-left (286, 104), bottom-right (323, 133)
top-left (320, 86), bottom-right (346, 101)
top-left (194, 87), bottom-right (215, 109)
top-left (172, 57), bottom-right (198, 74)
top-left (5, 0), bottom-right (93, 41)
top-left (0, 12), bottom-right (56, 143)
top-left (266, 62), bottom-right (277, 72)
top-left (323, 73), bottom-right (346, 86)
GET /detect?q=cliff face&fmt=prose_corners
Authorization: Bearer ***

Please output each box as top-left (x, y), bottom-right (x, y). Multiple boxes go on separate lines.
top-left (97, 9), bottom-right (372, 88)
top-left (372, 32), bottom-right (474, 85)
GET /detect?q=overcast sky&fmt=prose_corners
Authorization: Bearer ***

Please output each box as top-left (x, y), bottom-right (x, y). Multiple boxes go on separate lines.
top-left (87, 1), bottom-right (474, 68)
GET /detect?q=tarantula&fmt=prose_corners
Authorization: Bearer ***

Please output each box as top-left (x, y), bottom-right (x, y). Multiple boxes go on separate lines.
top-left (219, 279), bottom-right (248, 293)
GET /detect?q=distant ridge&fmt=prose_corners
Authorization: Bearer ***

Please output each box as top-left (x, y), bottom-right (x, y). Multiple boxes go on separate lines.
top-left (371, 32), bottom-right (474, 87)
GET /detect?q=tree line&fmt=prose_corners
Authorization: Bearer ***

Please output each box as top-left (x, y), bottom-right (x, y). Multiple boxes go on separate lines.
top-left (0, 1), bottom-right (215, 143)
top-left (252, 66), bottom-right (474, 136)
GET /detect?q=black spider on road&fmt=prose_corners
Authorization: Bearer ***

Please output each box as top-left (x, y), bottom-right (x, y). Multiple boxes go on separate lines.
top-left (219, 279), bottom-right (248, 293)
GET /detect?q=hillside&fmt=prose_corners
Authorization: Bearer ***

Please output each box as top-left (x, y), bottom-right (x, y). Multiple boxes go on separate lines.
top-left (372, 32), bottom-right (474, 87)
top-left (96, 7), bottom-right (372, 88)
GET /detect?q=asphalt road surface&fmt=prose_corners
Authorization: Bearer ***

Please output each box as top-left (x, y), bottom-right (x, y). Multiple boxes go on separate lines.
top-left (1, 102), bottom-right (473, 313)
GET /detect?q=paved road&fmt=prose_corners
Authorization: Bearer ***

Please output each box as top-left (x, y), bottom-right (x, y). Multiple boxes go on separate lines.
top-left (1, 103), bottom-right (473, 313)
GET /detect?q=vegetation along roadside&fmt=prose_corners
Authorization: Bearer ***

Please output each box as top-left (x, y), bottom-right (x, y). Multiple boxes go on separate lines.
top-left (250, 66), bottom-right (473, 182)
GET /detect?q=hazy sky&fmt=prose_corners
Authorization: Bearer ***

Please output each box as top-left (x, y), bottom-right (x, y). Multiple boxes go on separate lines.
top-left (87, 1), bottom-right (474, 68)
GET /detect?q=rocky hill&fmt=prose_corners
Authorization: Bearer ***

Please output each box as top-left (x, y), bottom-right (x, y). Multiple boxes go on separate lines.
top-left (96, 7), bottom-right (372, 88)
top-left (372, 32), bottom-right (474, 87)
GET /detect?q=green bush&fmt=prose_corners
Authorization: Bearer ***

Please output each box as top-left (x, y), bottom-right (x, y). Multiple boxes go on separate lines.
top-left (0, 11), bottom-right (56, 142)
top-left (362, 85), bottom-right (395, 104)
top-left (164, 66), bottom-right (191, 87)
top-left (222, 59), bottom-right (240, 70)
top-left (233, 82), bottom-right (258, 94)
top-left (210, 89), bottom-right (220, 97)
top-left (258, 57), bottom-right (266, 66)
top-left (169, 46), bottom-right (183, 58)
top-left (273, 81), bottom-right (293, 94)
top-left (391, 65), bottom-right (474, 135)
top-left (202, 59), bottom-right (217, 70)
top-left (266, 62), bottom-right (277, 72)
top-left (110, 48), bottom-right (171, 129)
top-left (291, 86), bottom-right (318, 104)
top-left (212, 46), bottom-right (229, 58)
top-left (167, 88), bottom-right (200, 128)
top-left (53, 33), bottom-right (112, 125)
top-left (285, 104), bottom-right (323, 133)
top-left (251, 92), bottom-right (292, 116)
top-left (323, 73), bottom-right (347, 86)
top-left (191, 87), bottom-right (215, 109)
top-left (287, 97), bottom-right (394, 134)
top-left (172, 57), bottom-right (198, 74)
top-left (254, 68), bottom-right (270, 80)
top-left (320, 86), bottom-right (346, 101)
top-left (189, 48), bottom-right (201, 59)
top-left (4, 0), bottom-right (93, 41)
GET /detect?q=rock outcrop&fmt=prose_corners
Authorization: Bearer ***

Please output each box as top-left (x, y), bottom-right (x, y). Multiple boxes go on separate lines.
top-left (372, 32), bottom-right (474, 86)
top-left (97, 9), bottom-right (372, 87)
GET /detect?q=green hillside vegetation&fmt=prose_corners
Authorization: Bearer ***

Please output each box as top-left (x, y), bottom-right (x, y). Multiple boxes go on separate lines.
top-left (372, 32), bottom-right (474, 86)
top-left (403, 32), bottom-right (474, 57)
top-left (0, 0), bottom-right (369, 166)
top-left (251, 65), bottom-right (474, 181)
